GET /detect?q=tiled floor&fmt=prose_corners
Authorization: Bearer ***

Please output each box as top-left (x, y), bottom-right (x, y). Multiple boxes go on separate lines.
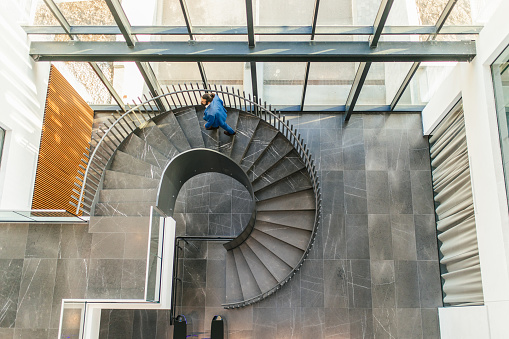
top-left (0, 113), bottom-right (442, 339)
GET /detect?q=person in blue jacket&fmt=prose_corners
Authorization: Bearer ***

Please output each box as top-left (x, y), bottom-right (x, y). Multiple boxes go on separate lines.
top-left (201, 93), bottom-right (236, 136)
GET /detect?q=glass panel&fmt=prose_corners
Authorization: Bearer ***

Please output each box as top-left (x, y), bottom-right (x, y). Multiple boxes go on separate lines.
top-left (155, 0), bottom-right (186, 26)
top-left (151, 62), bottom-right (202, 86)
top-left (258, 0), bottom-right (315, 26)
top-left (53, 62), bottom-right (113, 105)
top-left (59, 302), bottom-right (86, 339)
top-left (0, 127), bottom-right (4, 168)
top-left (386, 0), bottom-right (448, 26)
top-left (443, 0), bottom-right (473, 25)
top-left (187, 0), bottom-right (246, 26)
top-left (32, 0), bottom-right (60, 25)
top-left (491, 45), bottom-right (509, 208)
top-left (111, 62), bottom-right (149, 104)
top-left (203, 62), bottom-right (244, 92)
top-left (316, 0), bottom-right (354, 25)
top-left (56, 0), bottom-right (116, 26)
top-left (304, 62), bottom-right (356, 108)
top-left (385, 62), bottom-right (414, 105)
top-left (146, 207), bottom-right (164, 302)
top-left (356, 62), bottom-right (387, 105)
top-left (262, 62), bottom-right (307, 107)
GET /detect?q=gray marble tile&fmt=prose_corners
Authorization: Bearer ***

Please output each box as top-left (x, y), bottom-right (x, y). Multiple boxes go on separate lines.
top-left (391, 214), bottom-right (417, 260)
top-left (319, 113), bottom-right (344, 130)
top-left (154, 111), bottom-right (191, 152)
top-left (0, 328), bottom-right (14, 338)
top-left (364, 129), bottom-right (388, 171)
top-left (322, 214), bottom-right (346, 260)
top-left (372, 308), bottom-right (397, 339)
top-left (324, 260), bottom-right (348, 308)
top-left (396, 308), bottom-right (423, 339)
top-left (86, 259), bottom-right (123, 299)
top-left (108, 309), bottom-right (134, 339)
top-left (155, 310), bottom-right (173, 339)
top-left (301, 307), bottom-right (325, 339)
top-left (13, 329), bottom-right (49, 339)
top-left (276, 270), bottom-right (301, 308)
top-left (387, 129), bottom-right (410, 171)
top-left (181, 286), bottom-right (206, 307)
top-left (205, 287), bottom-right (224, 307)
top-left (388, 170), bottom-right (413, 215)
top-left (307, 219), bottom-right (323, 260)
top-left (184, 214), bottom-right (209, 236)
top-left (252, 150), bottom-right (305, 191)
top-left (232, 188), bottom-right (252, 214)
top-left (418, 261), bottom-right (443, 308)
top-left (368, 214), bottom-right (393, 260)
top-left (276, 307), bottom-right (302, 339)
top-left (0, 259), bottom-right (23, 327)
top-left (240, 122), bottom-right (279, 171)
top-left (342, 128), bottom-right (365, 170)
top-left (184, 240), bottom-right (208, 259)
top-left (118, 134), bottom-right (169, 169)
top-left (186, 185), bottom-right (210, 213)
top-left (123, 232), bottom-right (149, 259)
top-left (349, 308), bottom-right (373, 339)
top-left (132, 309), bottom-right (158, 339)
top-left (384, 114), bottom-right (407, 130)
top-left (16, 259), bottom-right (57, 329)
top-left (181, 306), bottom-right (206, 337)
top-left (347, 260), bottom-right (372, 309)
top-left (344, 171), bottom-right (367, 215)
top-left (320, 129), bottom-right (343, 171)
top-left (209, 214), bottom-right (232, 236)
top-left (421, 308), bottom-right (440, 339)
top-left (253, 307), bottom-right (277, 338)
top-left (183, 259), bottom-right (207, 288)
top-left (345, 115), bottom-right (364, 129)
top-left (121, 259), bottom-right (146, 299)
top-left (230, 114), bottom-right (260, 164)
top-left (174, 107), bottom-right (206, 148)
top-left (366, 171), bottom-right (390, 214)
top-left (300, 260), bottom-right (324, 307)
top-left (90, 233), bottom-right (125, 259)
top-left (99, 308), bottom-right (110, 338)
top-left (325, 307), bottom-right (350, 338)
top-left (363, 114), bottom-right (385, 129)
top-left (206, 259), bottom-right (226, 289)
top-left (59, 224), bottom-right (92, 259)
top-left (321, 170), bottom-right (345, 215)
top-left (370, 260), bottom-right (396, 309)
top-left (254, 169), bottom-right (312, 201)
top-left (346, 222), bottom-right (370, 260)
top-left (414, 215), bottom-right (438, 261)
top-left (207, 242), bottom-right (227, 260)
top-left (251, 134), bottom-right (294, 178)
top-left (410, 148), bottom-right (432, 171)
top-left (0, 224), bottom-right (28, 259)
top-left (25, 224), bottom-right (61, 259)
top-left (411, 170), bottom-right (435, 214)
top-left (395, 260), bottom-right (420, 308)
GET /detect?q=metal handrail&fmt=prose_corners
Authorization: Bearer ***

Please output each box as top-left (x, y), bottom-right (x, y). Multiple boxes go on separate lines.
top-left (73, 84), bottom-right (321, 308)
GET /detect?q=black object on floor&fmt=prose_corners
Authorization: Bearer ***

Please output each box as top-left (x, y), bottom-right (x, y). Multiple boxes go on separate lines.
top-left (211, 315), bottom-right (224, 339)
top-left (173, 315), bottom-right (187, 339)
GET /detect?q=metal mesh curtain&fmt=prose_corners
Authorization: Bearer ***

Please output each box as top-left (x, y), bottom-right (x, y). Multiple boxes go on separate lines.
top-left (429, 102), bottom-right (484, 306)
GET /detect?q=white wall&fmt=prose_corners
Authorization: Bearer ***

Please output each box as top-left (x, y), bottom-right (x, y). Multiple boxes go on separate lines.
top-left (0, 0), bottom-right (51, 210)
top-left (421, 0), bottom-right (509, 337)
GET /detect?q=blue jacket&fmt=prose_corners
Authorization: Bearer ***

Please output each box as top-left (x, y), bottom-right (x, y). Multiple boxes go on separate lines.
top-left (203, 95), bottom-right (227, 128)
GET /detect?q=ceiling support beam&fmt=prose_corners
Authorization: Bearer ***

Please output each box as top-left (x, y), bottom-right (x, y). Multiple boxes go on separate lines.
top-left (245, 0), bottom-right (256, 47)
top-left (300, 0), bottom-right (321, 111)
top-left (42, 0), bottom-right (73, 39)
top-left (389, 0), bottom-right (459, 110)
top-left (104, 0), bottom-right (136, 47)
top-left (369, 0), bottom-right (395, 48)
top-left (344, 62), bottom-right (372, 122)
top-left (250, 61), bottom-right (258, 102)
top-left (89, 62), bottom-right (126, 111)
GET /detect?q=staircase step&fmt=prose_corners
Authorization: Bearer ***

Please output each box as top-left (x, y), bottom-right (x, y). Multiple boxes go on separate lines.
top-left (94, 201), bottom-right (153, 216)
top-left (195, 107), bottom-right (220, 151)
top-left (252, 150), bottom-right (306, 191)
top-left (256, 189), bottom-right (315, 211)
top-left (232, 248), bottom-right (262, 300)
top-left (99, 188), bottom-right (157, 203)
top-left (256, 210), bottom-right (315, 231)
top-left (218, 109), bottom-right (240, 157)
top-left (230, 114), bottom-right (260, 163)
top-left (103, 170), bottom-right (159, 189)
top-left (136, 123), bottom-right (180, 159)
top-left (89, 216), bottom-right (150, 233)
top-left (239, 243), bottom-right (278, 293)
top-left (226, 251), bottom-right (244, 303)
top-left (254, 221), bottom-right (311, 251)
top-left (248, 134), bottom-right (294, 178)
top-left (254, 169), bottom-right (312, 201)
top-left (244, 237), bottom-right (292, 282)
top-left (154, 112), bottom-right (192, 152)
top-left (119, 134), bottom-right (169, 169)
top-left (250, 229), bottom-right (304, 268)
top-left (174, 107), bottom-right (206, 148)
top-left (240, 121), bottom-right (279, 172)
top-left (110, 151), bottom-right (162, 179)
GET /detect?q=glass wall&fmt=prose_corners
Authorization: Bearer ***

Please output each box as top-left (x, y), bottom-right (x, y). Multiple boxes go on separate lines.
top-left (492, 45), bottom-right (509, 205)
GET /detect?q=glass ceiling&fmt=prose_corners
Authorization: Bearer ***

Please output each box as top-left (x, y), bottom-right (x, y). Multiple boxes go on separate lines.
top-left (24, 0), bottom-right (493, 111)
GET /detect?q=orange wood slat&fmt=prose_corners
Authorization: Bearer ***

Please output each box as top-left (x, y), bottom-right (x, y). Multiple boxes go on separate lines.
top-left (32, 65), bottom-right (94, 215)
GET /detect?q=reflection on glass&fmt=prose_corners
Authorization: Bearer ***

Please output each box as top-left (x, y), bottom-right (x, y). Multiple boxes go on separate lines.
top-left (304, 62), bottom-right (355, 108)
top-left (111, 62), bottom-right (150, 104)
top-left (203, 62), bottom-right (244, 94)
top-left (492, 45), bottom-right (509, 206)
top-left (32, 0), bottom-right (60, 25)
top-left (258, 0), bottom-right (315, 26)
top-left (262, 63), bottom-right (306, 107)
top-left (59, 302), bottom-right (86, 339)
top-left (386, 0), bottom-right (446, 26)
top-left (146, 206), bottom-right (164, 302)
top-left (55, 0), bottom-right (115, 26)
top-left (356, 62), bottom-right (387, 106)
top-left (187, 0), bottom-right (246, 26)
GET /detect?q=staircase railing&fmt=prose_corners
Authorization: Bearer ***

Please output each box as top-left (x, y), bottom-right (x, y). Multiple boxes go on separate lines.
top-left (72, 84), bottom-right (322, 308)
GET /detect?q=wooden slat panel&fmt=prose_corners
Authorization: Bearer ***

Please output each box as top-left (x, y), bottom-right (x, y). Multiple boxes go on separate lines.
top-left (32, 65), bottom-right (94, 214)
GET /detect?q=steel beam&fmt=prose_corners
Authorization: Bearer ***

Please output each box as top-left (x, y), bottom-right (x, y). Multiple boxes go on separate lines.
top-left (30, 40), bottom-right (476, 63)
top-left (433, 0), bottom-right (459, 39)
top-left (23, 25), bottom-right (483, 36)
top-left (300, 0), bottom-right (321, 111)
top-left (344, 62), bottom-right (372, 122)
top-left (250, 61), bottom-right (258, 100)
top-left (136, 62), bottom-right (168, 111)
top-left (104, 0), bottom-right (136, 47)
top-left (245, 0), bottom-right (255, 47)
top-left (42, 0), bottom-right (73, 39)
top-left (389, 62), bottom-right (420, 110)
top-left (369, 0), bottom-right (394, 48)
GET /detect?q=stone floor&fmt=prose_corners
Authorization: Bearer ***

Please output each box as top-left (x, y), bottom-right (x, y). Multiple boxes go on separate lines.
top-left (0, 112), bottom-right (442, 339)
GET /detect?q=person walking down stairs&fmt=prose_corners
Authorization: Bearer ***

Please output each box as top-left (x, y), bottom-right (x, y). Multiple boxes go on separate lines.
top-left (201, 93), bottom-right (236, 136)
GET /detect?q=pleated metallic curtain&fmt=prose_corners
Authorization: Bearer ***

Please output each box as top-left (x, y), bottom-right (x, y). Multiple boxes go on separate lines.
top-left (429, 102), bottom-right (484, 306)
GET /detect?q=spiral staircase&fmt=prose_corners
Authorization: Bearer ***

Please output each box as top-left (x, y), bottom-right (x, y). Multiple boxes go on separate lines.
top-left (72, 86), bottom-right (321, 308)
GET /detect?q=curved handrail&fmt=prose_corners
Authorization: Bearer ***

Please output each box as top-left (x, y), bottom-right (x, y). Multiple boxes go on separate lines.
top-left (73, 84), bottom-right (321, 308)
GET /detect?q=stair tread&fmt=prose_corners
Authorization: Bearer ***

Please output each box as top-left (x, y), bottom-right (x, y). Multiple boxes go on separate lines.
top-left (250, 229), bottom-right (304, 268)
top-left (218, 109), bottom-right (240, 157)
top-left (252, 150), bottom-right (306, 191)
top-left (226, 251), bottom-right (244, 303)
top-left (174, 107), bottom-right (206, 148)
top-left (99, 188), bottom-right (157, 203)
top-left (248, 133), bottom-right (294, 178)
top-left (244, 237), bottom-right (292, 282)
top-left (233, 247), bottom-right (262, 300)
top-left (89, 215), bottom-right (150, 233)
top-left (136, 123), bottom-right (180, 159)
top-left (195, 107), bottom-right (220, 150)
top-left (254, 220), bottom-right (311, 251)
top-left (239, 243), bottom-right (278, 293)
top-left (240, 121), bottom-right (279, 171)
top-left (230, 114), bottom-right (260, 163)
top-left (254, 169), bottom-right (312, 201)
top-left (256, 189), bottom-right (315, 211)
top-left (110, 150), bottom-right (162, 180)
top-left (154, 112), bottom-right (192, 152)
top-left (256, 211), bottom-right (315, 231)
top-left (103, 170), bottom-right (159, 189)
top-left (94, 201), bottom-right (153, 216)
top-left (118, 134), bottom-right (169, 169)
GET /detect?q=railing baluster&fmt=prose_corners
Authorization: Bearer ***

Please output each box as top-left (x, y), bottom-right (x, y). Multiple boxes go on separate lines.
top-left (171, 85), bottom-right (183, 107)
top-left (137, 98), bottom-right (152, 119)
top-left (183, 83), bottom-right (193, 106)
top-left (165, 85), bottom-right (178, 109)
top-left (178, 84), bottom-right (189, 106)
